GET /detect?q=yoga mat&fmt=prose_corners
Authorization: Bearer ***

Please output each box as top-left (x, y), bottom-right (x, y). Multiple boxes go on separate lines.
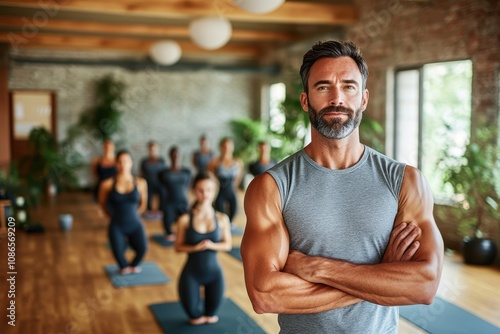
top-left (149, 298), bottom-right (266, 334)
top-left (142, 211), bottom-right (163, 221)
top-left (151, 233), bottom-right (175, 247)
top-left (104, 261), bottom-right (170, 288)
top-left (399, 296), bottom-right (500, 334)
top-left (227, 247), bottom-right (242, 261)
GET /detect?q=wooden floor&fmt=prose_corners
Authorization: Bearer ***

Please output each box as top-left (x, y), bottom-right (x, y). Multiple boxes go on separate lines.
top-left (0, 191), bottom-right (499, 334)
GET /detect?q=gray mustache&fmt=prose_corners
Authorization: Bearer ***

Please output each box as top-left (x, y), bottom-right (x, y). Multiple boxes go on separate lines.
top-left (320, 106), bottom-right (353, 114)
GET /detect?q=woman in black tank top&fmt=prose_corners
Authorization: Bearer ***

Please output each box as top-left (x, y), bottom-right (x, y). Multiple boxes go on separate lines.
top-left (207, 137), bottom-right (243, 224)
top-left (175, 172), bottom-right (232, 325)
top-left (98, 150), bottom-right (149, 275)
top-left (92, 139), bottom-right (117, 202)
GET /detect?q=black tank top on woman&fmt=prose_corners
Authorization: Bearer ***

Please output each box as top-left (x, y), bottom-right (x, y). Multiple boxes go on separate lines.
top-left (106, 179), bottom-right (142, 233)
top-left (183, 212), bottom-right (222, 275)
top-left (97, 163), bottom-right (117, 182)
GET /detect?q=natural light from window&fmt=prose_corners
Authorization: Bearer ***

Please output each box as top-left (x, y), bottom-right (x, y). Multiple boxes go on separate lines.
top-left (269, 82), bottom-right (286, 133)
top-left (394, 60), bottom-right (472, 200)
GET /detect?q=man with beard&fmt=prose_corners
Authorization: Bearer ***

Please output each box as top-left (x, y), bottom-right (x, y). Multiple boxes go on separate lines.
top-left (241, 41), bottom-right (443, 333)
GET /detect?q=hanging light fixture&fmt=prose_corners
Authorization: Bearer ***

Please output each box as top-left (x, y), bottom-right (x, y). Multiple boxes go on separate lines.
top-left (234, 0), bottom-right (285, 14)
top-left (189, 16), bottom-right (232, 50)
top-left (149, 40), bottom-right (182, 65)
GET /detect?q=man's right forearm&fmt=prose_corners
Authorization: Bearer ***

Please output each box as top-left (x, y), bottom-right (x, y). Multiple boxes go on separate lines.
top-left (247, 270), bottom-right (361, 314)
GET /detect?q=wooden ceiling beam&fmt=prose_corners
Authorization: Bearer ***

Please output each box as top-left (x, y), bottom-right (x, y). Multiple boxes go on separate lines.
top-left (0, 16), bottom-right (297, 42)
top-left (0, 32), bottom-right (261, 59)
top-left (0, 0), bottom-right (358, 25)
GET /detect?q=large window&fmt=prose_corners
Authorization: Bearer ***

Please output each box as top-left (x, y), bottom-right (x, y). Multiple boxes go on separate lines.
top-left (269, 82), bottom-right (286, 133)
top-left (394, 60), bottom-right (473, 199)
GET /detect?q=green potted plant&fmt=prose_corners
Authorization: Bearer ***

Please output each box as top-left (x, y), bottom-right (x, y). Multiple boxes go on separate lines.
top-left (73, 74), bottom-right (126, 140)
top-left (20, 127), bottom-right (79, 203)
top-left (230, 117), bottom-right (270, 166)
top-left (438, 126), bottom-right (500, 265)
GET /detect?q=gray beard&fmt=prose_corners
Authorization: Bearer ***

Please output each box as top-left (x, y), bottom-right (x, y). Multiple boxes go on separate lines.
top-left (308, 104), bottom-right (362, 139)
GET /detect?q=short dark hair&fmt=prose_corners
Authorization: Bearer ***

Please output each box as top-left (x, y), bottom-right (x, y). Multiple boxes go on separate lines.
top-left (116, 149), bottom-right (131, 160)
top-left (169, 146), bottom-right (178, 157)
top-left (299, 40), bottom-right (368, 93)
top-left (219, 136), bottom-right (233, 147)
top-left (192, 171), bottom-right (217, 189)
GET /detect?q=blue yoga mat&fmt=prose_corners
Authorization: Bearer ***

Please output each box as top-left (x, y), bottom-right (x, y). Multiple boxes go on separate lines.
top-left (227, 247), bottom-right (242, 261)
top-left (149, 298), bottom-right (266, 334)
top-left (151, 233), bottom-right (175, 247)
top-left (399, 296), bottom-right (500, 334)
top-left (104, 261), bottom-right (171, 288)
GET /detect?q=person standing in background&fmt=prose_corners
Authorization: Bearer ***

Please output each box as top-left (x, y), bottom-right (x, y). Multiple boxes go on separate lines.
top-left (248, 141), bottom-right (277, 177)
top-left (159, 146), bottom-right (192, 241)
top-left (207, 137), bottom-right (243, 225)
top-left (192, 134), bottom-right (214, 174)
top-left (92, 139), bottom-right (117, 202)
top-left (140, 140), bottom-right (167, 219)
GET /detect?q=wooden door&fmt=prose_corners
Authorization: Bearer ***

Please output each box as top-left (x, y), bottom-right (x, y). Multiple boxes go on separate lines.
top-left (9, 90), bottom-right (57, 168)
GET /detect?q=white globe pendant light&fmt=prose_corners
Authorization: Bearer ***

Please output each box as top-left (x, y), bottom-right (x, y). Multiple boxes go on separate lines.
top-left (149, 40), bottom-right (182, 65)
top-left (234, 0), bottom-right (285, 14)
top-left (189, 16), bottom-right (232, 50)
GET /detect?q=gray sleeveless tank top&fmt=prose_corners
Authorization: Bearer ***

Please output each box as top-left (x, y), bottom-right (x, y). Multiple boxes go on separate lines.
top-left (267, 146), bottom-right (406, 334)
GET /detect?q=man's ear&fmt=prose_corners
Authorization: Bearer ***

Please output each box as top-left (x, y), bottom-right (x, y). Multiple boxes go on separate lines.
top-left (300, 91), bottom-right (309, 112)
top-left (362, 89), bottom-right (369, 111)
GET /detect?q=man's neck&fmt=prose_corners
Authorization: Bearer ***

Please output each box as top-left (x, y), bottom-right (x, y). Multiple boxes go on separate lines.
top-left (304, 131), bottom-right (364, 170)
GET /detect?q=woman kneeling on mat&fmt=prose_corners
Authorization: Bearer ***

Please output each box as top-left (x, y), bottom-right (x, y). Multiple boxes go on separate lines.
top-left (175, 172), bottom-right (232, 325)
top-left (99, 149), bottom-right (148, 275)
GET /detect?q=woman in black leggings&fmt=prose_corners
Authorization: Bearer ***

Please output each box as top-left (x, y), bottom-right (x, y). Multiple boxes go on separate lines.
top-left (175, 172), bottom-right (232, 325)
top-left (159, 146), bottom-right (192, 241)
top-left (92, 139), bottom-right (117, 202)
top-left (99, 150), bottom-right (148, 275)
top-left (207, 137), bottom-right (243, 224)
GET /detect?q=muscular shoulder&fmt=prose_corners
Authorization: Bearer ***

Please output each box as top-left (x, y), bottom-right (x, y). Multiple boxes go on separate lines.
top-left (246, 173), bottom-right (278, 197)
top-left (400, 166), bottom-right (431, 197)
top-left (398, 165), bottom-right (434, 217)
top-left (244, 173), bottom-right (281, 221)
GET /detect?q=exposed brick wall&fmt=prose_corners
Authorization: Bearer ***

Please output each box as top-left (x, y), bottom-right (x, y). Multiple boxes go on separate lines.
top-left (9, 62), bottom-right (258, 186)
top-left (346, 0), bottom-right (499, 260)
top-left (348, 0), bottom-right (498, 124)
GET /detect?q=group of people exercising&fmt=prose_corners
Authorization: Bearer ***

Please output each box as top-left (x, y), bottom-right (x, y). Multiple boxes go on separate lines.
top-left (92, 135), bottom-right (275, 325)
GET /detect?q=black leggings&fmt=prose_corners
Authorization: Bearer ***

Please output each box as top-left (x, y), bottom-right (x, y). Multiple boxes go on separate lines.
top-left (215, 185), bottom-right (237, 223)
top-left (162, 200), bottom-right (188, 235)
top-left (178, 265), bottom-right (224, 319)
top-left (108, 224), bottom-right (147, 269)
top-left (147, 182), bottom-right (167, 211)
